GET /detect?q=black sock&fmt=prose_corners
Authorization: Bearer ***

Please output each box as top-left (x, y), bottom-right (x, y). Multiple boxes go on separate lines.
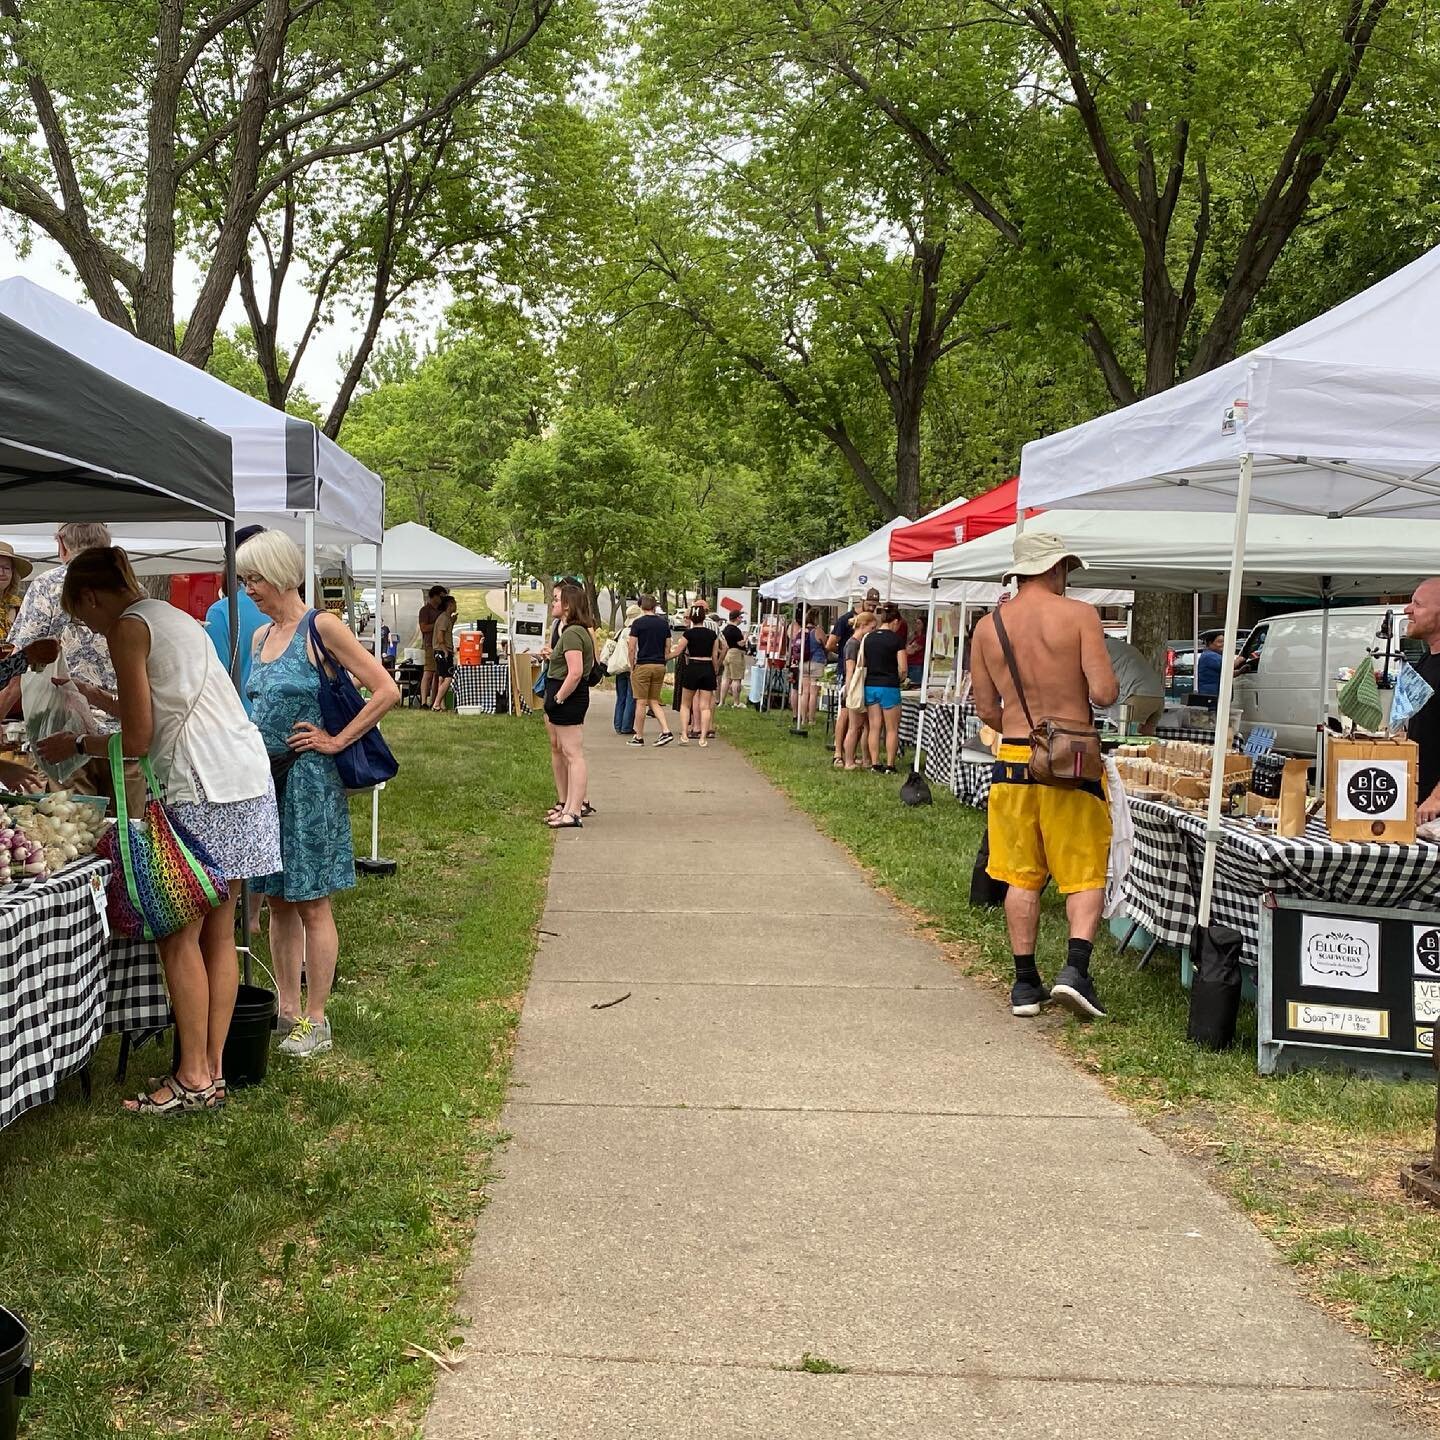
top-left (1067, 938), bottom-right (1094, 976)
top-left (1014, 953), bottom-right (1040, 984)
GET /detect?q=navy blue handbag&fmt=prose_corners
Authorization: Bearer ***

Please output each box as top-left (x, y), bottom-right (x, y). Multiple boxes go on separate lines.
top-left (306, 612), bottom-right (399, 789)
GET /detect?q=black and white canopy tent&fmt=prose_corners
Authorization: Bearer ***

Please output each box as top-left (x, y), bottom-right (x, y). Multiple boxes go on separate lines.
top-left (0, 311), bottom-right (231, 523)
top-left (1017, 243), bottom-right (1440, 924)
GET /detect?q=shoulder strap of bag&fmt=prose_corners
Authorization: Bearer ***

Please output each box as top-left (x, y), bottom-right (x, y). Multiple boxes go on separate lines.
top-left (989, 608), bottom-right (1035, 731)
top-left (306, 609), bottom-right (339, 680)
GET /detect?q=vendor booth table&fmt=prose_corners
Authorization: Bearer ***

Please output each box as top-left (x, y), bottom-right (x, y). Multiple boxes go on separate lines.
top-left (1119, 798), bottom-right (1440, 969)
top-left (0, 857), bottom-right (170, 1132)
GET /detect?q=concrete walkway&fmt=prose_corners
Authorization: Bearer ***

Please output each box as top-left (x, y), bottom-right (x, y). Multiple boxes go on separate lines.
top-left (426, 720), bottom-right (1420, 1439)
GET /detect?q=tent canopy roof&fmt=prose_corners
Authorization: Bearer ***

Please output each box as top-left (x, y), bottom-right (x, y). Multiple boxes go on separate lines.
top-left (887, 477), bottom-right (1032, 562)
top-left (931, 509), bottom-right (1440, 597)
top-left (0, 311), bottom-right (231, 522)
top-left (1019, 245), bottom-right (1440, 520)
top-left (0, 277), bottom-right (381, 543)
top-left (763, 515), bottom-right (1129, 608)
top-left (350, 522), bottom-right (510, 588)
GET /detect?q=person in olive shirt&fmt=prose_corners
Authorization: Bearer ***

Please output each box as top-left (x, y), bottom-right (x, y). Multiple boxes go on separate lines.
top-left (1404, 580), bottom-right (1440, 823)
top-left (544, 581), bottom-right (595, 828)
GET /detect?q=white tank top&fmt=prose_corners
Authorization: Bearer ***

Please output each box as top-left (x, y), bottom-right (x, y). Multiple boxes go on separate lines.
top-left (122, 599), bottom-right (271, 806)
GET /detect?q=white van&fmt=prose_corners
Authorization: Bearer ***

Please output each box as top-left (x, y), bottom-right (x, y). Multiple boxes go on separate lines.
top-left (1232, 604), bottom-right (1414, 754)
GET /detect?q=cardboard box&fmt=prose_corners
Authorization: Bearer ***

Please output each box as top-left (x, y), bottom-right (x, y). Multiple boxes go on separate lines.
top-left (1325, 738), bottom-right (1417, 843)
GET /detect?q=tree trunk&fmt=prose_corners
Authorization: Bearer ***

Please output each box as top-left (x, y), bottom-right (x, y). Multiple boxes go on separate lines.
top-left (1128, 591), bottom-right (1192, 675)
top-left (894, 400), bottom-right (922, 517)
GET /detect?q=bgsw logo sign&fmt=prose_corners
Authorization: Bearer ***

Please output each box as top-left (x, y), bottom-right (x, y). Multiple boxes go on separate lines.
top-left (1347, 766), bottom-right (1400, 816)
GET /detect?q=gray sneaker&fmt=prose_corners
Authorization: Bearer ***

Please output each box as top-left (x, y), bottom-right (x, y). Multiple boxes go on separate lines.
top-left (275, 1012), bottom-right (298, 1045)
top-left (278, 1017), bottom-right (333, 1058)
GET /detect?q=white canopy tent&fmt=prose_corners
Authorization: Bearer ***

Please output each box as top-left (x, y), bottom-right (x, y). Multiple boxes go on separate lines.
top-left (0, 277), bottom-right (394, 874)
top-left (0, 278), bottom-right (382, 547)
top-left (1016, 243), bottom-right (1440, 925)
top-left (350, 522), bottom-right (509, 588)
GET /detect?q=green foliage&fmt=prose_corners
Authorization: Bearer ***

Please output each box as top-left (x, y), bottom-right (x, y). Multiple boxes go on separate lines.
top-left (492, 405), bottom-right (707, 597)
top-left (341, 302), bottom-right (554, 551)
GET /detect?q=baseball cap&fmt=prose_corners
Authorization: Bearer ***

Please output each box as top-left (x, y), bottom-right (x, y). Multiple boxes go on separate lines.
top-left (1005, 532), bottom-right (1083, 581)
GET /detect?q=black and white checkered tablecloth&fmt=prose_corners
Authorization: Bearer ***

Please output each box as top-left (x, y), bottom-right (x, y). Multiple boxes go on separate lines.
top-left (0, 857), bottom-right (169, 1131)
top-left (454, 661), bottom-right (510, 714)
top-left (899, 699), bottom-right (991, 810)
top-left (1120, 799), bottom-right (1440, 966)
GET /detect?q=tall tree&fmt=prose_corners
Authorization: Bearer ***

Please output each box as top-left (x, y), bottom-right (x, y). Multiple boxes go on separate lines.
top-left (595, 9), bottom-right (1005, 520)
top-left (0, 0), bottom-right (572, 379)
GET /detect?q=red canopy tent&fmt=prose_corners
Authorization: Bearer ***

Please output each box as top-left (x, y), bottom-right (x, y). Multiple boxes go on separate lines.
top-left (887, 475), bottom-right (1037, 562)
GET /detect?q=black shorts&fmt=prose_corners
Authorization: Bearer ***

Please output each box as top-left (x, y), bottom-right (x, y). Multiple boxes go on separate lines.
top-left (434, 651), bottom-right (454, 678)
top-left (682, 660), bottom-right (717, 692)
top-left (544, 677), bottom-right (590, 727)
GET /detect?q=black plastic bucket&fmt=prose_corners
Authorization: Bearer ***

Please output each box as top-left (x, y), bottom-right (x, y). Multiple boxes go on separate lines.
top-left (223, 984), bottom-right (278, 1089)
top-left (0, 1307), bottom-right (31, 1440)
top-left (171, 983), bottom-right (277, 1090)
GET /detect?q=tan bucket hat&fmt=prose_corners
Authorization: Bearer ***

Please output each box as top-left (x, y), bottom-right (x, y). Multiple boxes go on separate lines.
top-left (1004, 531), bottom-right (1082, 582)
top-left (0, 541), bottom-right (33, 581)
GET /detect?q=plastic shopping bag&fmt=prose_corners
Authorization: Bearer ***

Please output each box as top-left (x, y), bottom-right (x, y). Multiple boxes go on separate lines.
top-left (22, 654), bottom-right (97, 784)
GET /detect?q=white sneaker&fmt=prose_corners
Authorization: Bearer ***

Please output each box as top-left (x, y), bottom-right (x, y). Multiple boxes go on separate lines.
top-left (279, 1017), bottom-right (333, 1058)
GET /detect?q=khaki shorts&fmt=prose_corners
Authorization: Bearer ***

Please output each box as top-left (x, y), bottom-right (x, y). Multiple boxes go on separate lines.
top-left (422, 643), bottom-right (437, 673)
top-left (632, 662), bottom-right (667, 703)
top-left (723, 649), bottom-right (746, 681)
top-left (986, 742), bottom-right (1111, 895)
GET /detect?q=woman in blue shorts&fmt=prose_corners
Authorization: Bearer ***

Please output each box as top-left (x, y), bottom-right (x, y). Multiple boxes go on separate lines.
top-left (863, 605), bottom-right (908, 772)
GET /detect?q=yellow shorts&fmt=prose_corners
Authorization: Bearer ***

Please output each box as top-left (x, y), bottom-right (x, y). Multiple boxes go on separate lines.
top-left (986, 742), bottom-right (1111, 895)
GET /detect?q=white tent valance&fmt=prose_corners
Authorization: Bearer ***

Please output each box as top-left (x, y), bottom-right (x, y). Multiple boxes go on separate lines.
top-left (349, 522), bottom-right (509, 588)
top-left (0, 277), bottom-right (382, 545)
top-left (931, 511), bottom-right (1440, 598)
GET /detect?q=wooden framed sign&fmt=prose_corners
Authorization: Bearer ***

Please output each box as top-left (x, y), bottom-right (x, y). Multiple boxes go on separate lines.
top-left (1259, 897), bottom-right (1440, 1078)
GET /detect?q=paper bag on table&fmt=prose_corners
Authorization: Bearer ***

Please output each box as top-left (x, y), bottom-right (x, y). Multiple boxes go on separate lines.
top-left (1277, 759), bottom-right (1311, 837)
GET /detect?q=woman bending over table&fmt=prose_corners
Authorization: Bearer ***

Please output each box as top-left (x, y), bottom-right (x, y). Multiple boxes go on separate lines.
top-left (36, 547), bottom-right (281, 1115)
top-left (241, 530), bottom-right (400, 1058)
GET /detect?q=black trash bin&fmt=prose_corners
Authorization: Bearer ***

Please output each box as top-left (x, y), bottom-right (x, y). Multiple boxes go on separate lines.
top-left (170, 982), bottom-right (277, 1090)
top-left (0, 1307), bottom-right (31, 1440)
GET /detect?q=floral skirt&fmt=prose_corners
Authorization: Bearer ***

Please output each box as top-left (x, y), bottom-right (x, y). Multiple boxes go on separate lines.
top-left (171, 775), bottom-right (283, 882)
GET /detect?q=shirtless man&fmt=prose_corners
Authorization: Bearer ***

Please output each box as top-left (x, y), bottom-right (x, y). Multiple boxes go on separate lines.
top-left (970, 533), bottom-right (1118, 1021)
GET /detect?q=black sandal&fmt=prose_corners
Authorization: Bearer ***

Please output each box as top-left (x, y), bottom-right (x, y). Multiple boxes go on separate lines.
top-left (547, 812), bottom-right (583, 829)
top-left (581, 801), bottom-right (597, 817)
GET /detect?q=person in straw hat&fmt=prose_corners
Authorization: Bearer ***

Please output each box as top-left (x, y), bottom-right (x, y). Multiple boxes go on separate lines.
top-left (0, 540), bottom-right (33, 645)
top-left (969, 532), bottom-right (1118, 1022)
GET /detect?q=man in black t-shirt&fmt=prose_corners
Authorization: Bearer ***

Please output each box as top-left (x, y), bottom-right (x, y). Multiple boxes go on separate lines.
top-left (718, 617), bottom-right (747, 710)
top-left (627, 594), bottom-right (675, 746)
top-left (1404, 580), bottom-right (1440, 822)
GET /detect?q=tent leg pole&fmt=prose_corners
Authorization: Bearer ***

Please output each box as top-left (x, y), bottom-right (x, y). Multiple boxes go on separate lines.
top-left (1192, 591), bottom-right (1201, 670)
top-left (224, 521), bottom-right (253, 987)
top-left (1317, 590), bottom-right (1331, 779)
top-left (911, 580), bottom-right (938, 776)
top-left (304, 511), bottom-right (316, 609)
top-left (1198, 453), bottom-right (1253, 928)
top-left (357, 533), bottom-right (396, 877)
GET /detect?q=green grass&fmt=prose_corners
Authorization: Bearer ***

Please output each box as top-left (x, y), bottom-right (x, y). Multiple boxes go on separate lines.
top-left (723, 706), bottom-right (1440, 1391)
top-left (0, 709), bottom-right (555, 1438)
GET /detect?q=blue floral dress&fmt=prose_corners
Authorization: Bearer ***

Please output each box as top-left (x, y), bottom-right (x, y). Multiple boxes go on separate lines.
top-left (247, 623), bottom-right (355, 902)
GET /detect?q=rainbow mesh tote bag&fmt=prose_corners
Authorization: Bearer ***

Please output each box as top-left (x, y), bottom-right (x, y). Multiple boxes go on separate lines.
top-left (95, 734), bottom-right (227, 940)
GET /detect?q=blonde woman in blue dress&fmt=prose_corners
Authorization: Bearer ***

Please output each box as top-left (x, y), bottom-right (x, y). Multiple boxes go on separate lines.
top-left (240, 531), bottom-right (399, 1058)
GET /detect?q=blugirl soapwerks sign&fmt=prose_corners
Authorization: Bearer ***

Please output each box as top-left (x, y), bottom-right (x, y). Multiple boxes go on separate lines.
top-left (1300, 915), bottom-right (1379, 993)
